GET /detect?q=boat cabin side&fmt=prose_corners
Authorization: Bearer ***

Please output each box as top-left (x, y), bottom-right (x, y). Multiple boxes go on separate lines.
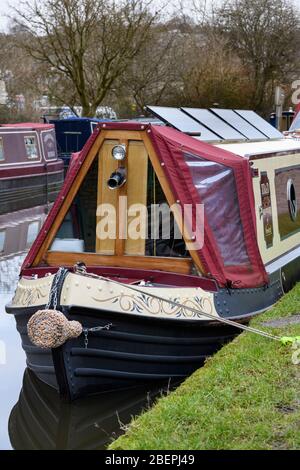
top-left (0, 124), bottom-right (58, 167)
top-left (216, 140), bottom-right (300, 280)
top-left (0, 123), bottom-right (64, 217)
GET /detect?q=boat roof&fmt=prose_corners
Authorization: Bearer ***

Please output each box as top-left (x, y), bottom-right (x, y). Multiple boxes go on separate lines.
top-left (1, 123), bottom-right (54, 131)
top-left (49, 117), bottom-right (109, 123)
top-left (214, 138), bottom-right (300, 157)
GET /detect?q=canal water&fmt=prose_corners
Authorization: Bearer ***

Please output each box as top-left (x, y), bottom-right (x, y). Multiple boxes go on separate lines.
top-left (0, 254), bottom-right (27, 450)
top-left (0, 253), bottom-right (172, 450)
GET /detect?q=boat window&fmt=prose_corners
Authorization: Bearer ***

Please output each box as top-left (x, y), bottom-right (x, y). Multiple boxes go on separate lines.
top-left (50, 156), bottom-right (100, 253)
top-left (26, 221), bottom-right (40, 248)
top-left (0, 138), bottom-right (4, 161)
top-left (64, 131), bottom-right (82, 153)
top-left (24, 136), bottom-right (38, 159)
top-left (0, 230), bottom-right (5, 253)
top-left (287, 179), bottom-right (297, 221)
top-left (49, 141), bottom-right (189, 258)
top-left (144, 160), bottom-right (189, 258)
top-left (275, 168), bottom-right (300, 239)
top-left (183, 152), bottom-right (249, 266)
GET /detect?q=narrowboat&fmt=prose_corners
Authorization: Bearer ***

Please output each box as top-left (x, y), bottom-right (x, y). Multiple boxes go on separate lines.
top-left (6, 107), bottom-right (300, 400)
top-left (47, 118), bottom-right (110, 171)
top-left (0, 123), bottom-right (64, 215)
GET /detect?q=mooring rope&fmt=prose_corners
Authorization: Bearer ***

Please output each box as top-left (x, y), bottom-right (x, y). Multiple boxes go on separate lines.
top-left (73, 266), bottom-right (288, 343)
top-left (26, 266), bottom-right (299, 350)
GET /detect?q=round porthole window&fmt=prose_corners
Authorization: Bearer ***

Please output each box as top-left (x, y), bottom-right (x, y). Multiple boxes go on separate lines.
top-left (287, 179), bottom-right (297, 221)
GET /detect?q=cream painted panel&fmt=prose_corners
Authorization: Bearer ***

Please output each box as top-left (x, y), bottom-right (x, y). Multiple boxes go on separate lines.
top-left (11, 273), bottom-right (218, 321)
top-left (252, 153), bottom-right (300, 264)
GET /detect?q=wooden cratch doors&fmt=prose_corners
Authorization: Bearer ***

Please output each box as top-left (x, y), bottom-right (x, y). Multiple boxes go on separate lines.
top-left (35, 128), bottom-right (204, 276)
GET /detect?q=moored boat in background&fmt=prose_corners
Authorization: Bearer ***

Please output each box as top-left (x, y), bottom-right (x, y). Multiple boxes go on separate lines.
top-left (6, 108), bottom-right (300, 400)
top-left (0, 123), bottom-right (64, 215)
top-left (46, 118), bottom-right (108, 171)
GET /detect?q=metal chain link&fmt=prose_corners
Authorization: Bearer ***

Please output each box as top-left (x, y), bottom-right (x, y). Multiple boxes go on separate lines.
top-left (83, 323), bottom-right (113, 348)
top-left (46, 267), bottom-right (67, 310)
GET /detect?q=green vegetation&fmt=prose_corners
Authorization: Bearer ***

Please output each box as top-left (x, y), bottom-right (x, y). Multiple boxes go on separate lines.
top-left (109, 284), bottom-right (300, 450)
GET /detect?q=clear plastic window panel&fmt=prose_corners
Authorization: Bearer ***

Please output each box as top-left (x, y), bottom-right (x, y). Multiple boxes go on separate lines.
top-left (183, 152), bottom-right (249, 266)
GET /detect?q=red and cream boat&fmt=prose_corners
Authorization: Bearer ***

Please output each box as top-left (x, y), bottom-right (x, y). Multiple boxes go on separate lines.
top-left (6, 108), bottom-right (300, 400)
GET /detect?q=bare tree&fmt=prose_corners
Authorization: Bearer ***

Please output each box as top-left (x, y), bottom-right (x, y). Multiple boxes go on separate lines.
top-left (0, 31), bottom-right (43, 120)
top-left (217, 0), bottom-right (300, 111)
top-left (11, 0), bottom-right (161, 117)
top-left (118, 23), bottom-right (179, 115)
top-left (172, 30), bottom-right (254, 109)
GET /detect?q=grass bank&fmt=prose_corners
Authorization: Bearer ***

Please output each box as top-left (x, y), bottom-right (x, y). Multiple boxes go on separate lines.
top-left (109, 284), bottom-right (300, 450)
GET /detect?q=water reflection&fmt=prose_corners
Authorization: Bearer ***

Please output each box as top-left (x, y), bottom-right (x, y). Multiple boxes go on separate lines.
top-left (0, 260), bottom-right (27, 450)
top-left (0, 254), bottom-right (26, 294)
top-left (9, 369), bottom-right (173, 450)
top-left (0, 206), bottom-right (48, 294)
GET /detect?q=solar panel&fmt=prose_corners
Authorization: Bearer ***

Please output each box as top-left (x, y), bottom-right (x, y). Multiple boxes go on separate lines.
top-left (146, 106), bottom-right (221, 141)
top-left (211, 108), bottom-right (267, 140)
top-left (182, 108), bottom-right (246, 141)
top-left (234, 110), bottom-right (283, 139)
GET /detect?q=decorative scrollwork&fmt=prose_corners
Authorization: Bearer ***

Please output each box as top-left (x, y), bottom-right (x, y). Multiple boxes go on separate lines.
top-left (12, 284), bottom-right (49, 307)
top-left (92, 291), bottom-right (213, 319)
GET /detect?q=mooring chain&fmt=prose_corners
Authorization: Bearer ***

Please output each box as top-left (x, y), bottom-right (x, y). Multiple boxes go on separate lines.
top-left (83, 323), bottom-right (113, 349)
top-left (46, 267), bottom-right (68, 310)
top-left (27, 267), bottom-right (113, 349)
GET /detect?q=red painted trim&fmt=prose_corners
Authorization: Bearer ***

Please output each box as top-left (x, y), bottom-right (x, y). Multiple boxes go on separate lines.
top-left (97, 122), bottom-right (150, 132)
top-left (0, 160), bottom-right (64, 178)
top-left (21, 265), bottom-right (218, 291)
top-left (1, 123), bottom-right (54, 131)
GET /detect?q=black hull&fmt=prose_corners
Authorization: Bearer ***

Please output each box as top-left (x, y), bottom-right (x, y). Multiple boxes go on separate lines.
top-left (0, 171), bottom-right (64, 215)
top-left (10, 304), bottom-right (238, 400)
top-left (8, 262), bottom-right (298, 401)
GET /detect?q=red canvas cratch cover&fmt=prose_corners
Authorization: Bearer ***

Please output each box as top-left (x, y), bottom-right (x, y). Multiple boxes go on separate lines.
top-left (149, 125), bottom-right (268, 288)
top-left (23, 122), bottom-right (268, 289)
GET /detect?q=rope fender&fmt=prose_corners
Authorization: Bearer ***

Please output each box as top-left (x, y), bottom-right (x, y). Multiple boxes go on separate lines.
top-left (27, 309), bottom-right (82, 349)
top-left (27, 267), bottom-right (82, 349)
